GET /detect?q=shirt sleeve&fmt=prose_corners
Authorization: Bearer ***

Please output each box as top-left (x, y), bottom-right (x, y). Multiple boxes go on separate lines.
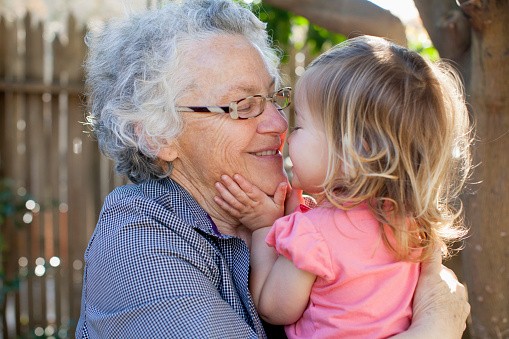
top-left (78, 206), bottom-right (258, 338)
top-left (266, 210), bottom-right (335, 281)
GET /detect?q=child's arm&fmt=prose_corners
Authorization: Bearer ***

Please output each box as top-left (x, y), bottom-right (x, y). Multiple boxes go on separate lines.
top-left (214, 174), bottom-right (316, 324)
top-left (250, 227), bottom-right (316, 324)
top-left (214, 174), bottom-right (287, 231)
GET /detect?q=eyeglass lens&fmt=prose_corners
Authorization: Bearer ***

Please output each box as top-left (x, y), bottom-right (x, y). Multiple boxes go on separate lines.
top-left (234, 89), bottom-right (290, 119)
top-left (275, 89), bottom-right (291, 109)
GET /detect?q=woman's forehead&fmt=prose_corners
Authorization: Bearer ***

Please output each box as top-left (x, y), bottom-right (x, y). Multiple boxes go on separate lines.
top-left (218, 78), bottom-right (276, 100)
top-left (198, 68), bottom-right (275, 104)
top-left (180, 35), bottom-right (277, 103)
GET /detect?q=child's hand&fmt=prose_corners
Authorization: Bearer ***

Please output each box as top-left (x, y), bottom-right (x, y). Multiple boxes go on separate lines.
top-left (214, 174), bottom-right (287, 231)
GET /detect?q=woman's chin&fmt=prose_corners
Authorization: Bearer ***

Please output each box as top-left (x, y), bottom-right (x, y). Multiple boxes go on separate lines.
top-left (253, 173), bottom-right (288, 196)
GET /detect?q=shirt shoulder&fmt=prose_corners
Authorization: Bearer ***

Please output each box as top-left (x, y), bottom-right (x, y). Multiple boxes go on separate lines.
top-left (86, 179), bottom-right (221, 284)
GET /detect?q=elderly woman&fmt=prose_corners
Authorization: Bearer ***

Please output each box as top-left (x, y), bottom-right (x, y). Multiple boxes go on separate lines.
top-left (77, 0), bottom-right (469, 338)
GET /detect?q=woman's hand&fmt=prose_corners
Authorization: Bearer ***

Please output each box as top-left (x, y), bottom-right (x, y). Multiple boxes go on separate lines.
top-left (394, 250), bottom-right (470, 338)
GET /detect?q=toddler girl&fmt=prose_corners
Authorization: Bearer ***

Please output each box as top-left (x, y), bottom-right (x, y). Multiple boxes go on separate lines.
top-left (214, 35), bottom-right (472, 338)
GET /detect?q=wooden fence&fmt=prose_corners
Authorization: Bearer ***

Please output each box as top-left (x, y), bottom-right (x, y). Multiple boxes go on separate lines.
top-left (0, 14), bottom-right (125, 338)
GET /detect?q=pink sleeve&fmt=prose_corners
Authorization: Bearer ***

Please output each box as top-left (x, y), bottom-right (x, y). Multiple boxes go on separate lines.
top-left (266, 211), bottom-right (334, 281)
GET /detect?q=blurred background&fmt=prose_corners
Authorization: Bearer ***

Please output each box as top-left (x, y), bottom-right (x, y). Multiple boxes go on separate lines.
top-left (0, 0), bottom-right (507, 338)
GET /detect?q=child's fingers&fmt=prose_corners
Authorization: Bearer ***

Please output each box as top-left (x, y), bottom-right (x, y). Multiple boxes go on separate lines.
top-left (215, 182), bottom-right (246, 211)
top-left (233, 173), bottom-right (275, 203)
top-left (213, 196), bottom-right (241, 218)
top-left (220, 175), bottom-right (251, 203)
top-left (232, 174), bottom-right (257, 197)
top-left (273, 182), bottom-right (287, 207)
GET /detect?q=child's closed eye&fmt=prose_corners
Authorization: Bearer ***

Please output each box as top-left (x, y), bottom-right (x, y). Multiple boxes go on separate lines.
top-left (290, 126), bottom-right (301, 133)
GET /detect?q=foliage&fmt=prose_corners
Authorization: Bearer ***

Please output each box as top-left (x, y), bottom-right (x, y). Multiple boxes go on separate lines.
top-left (0, 179), bottom-right (28, 228)
top-left (0, 179), bottom-right (31, 256)
top-left (262, 3), bottom-right (346, 56)
top-left (305, 23), bottom-right (347, 55)
top-left (254, 3), bottom-right (293, 50)
top-left (0, 178), bottom-right (30, 310)
top-left (408, 39), bottom-right (440, 62)
top-left (238, 1), bottom-right (346, 62)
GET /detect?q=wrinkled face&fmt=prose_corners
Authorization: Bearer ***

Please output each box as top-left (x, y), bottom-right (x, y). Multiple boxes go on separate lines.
top-left (169, 34), bottom-right (288, 196)
top-left (287, 88), bottom-right (328, 194)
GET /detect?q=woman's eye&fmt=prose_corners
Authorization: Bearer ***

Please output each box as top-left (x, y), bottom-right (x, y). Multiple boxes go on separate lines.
top-left (237, 103), bottom-right (253, 113)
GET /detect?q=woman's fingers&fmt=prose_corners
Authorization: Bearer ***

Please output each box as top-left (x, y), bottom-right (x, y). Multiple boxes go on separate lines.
top-left (439, 265), bottom-right (470, 320)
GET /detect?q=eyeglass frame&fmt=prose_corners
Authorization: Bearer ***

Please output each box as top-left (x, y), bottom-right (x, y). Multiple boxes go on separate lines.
top-left (176, 87), bottom-right (292, 120)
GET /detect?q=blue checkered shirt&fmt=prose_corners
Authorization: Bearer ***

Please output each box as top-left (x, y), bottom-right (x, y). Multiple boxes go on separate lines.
top-left (76, 178), bottom-right (280, 338)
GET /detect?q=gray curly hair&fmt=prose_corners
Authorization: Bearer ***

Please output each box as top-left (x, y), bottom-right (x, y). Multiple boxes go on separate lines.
top-left (85, 0), bottom-right (281, 183)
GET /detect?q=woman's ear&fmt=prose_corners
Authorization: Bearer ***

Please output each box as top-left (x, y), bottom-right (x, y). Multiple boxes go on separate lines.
top-left (134, 123), bottom-right (179, 162)
top-left (157, 142), bottom-right (179, 162)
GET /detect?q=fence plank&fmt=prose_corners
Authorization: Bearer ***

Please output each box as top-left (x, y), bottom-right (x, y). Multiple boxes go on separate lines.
top-left (49, 93), bottom-right (63, 333)
top-left (51, 33), bottom-right (72, 336)
top-left (68, 18), bottom-right (90, 331)
top-left (3, 17), bottom-right (30, 338)
top-left (52, 14), bottom-right (91, 334)
top-left (0, 16), bottom-right (5, 81)
top-left (0, 17), bottom-right (5, 335)
top-left (25, 13), bottom-right (49, 335)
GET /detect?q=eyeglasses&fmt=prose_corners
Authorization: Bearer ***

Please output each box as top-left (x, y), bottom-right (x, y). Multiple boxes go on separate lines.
top-left (176, 87), bottom-right (292, 120)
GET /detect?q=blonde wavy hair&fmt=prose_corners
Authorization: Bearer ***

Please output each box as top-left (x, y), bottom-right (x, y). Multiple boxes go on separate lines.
top-left (297, 35), bottom-right (472, 261)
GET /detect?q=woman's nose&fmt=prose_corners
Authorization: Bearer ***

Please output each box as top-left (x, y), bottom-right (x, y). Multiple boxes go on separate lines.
top-left (257, 103), bottom-right (289, 134)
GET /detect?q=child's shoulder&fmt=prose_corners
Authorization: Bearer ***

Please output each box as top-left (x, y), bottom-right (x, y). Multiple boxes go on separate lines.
top-left (307, 201), bottom-right (373, 217)
top-left (302, 203), bottom-right (379, 235)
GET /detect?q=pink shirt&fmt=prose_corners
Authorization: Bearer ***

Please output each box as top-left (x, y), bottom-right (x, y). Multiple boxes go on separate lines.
top-left (266, 203), bottom-right (421, 339)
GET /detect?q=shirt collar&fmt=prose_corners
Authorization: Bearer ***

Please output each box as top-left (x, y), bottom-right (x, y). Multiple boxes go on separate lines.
top-left (152, 178), bottom-right (225, 238)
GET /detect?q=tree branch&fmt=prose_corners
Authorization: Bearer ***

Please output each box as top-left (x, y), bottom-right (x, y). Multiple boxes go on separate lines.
top-left (457, 0), bottom-right (484, 31)
top-left (263, 0), bottom-right (407, 46)
top-left (413, 0), bottom-right (471, 60)
top-left (413, 0), bottom-right (472, 83)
